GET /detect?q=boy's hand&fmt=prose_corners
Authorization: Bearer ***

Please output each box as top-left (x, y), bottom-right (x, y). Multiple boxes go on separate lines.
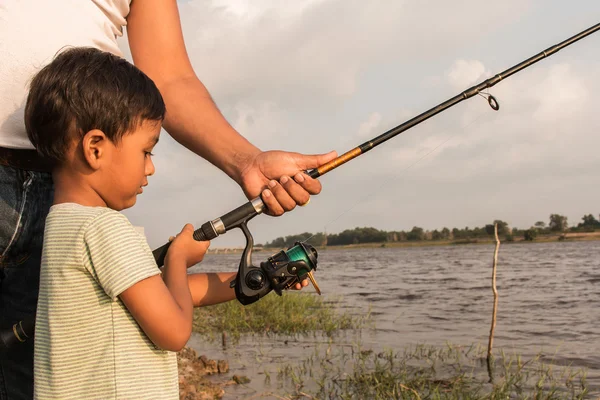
top-left (166, 224), bottom-right (209, 268)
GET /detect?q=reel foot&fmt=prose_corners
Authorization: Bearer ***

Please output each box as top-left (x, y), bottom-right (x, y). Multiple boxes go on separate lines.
top-left (307, 271), bottom-right (321, 295)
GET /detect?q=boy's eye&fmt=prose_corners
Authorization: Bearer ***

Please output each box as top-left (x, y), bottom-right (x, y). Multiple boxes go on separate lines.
top-left (145, 152), bottom-right (154, 157)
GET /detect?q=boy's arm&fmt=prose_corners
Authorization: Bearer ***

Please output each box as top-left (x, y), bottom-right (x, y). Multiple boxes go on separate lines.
top-left (186, 272), bottom-right (309, 307)
top-left (120, 254), bottom-right (193, 352)
top-left (119, 224), bottom-right (208, 352)
top-left (86, 217), bottom-right (205, 352)
top-left (188, 272), bottom-right (237, 307)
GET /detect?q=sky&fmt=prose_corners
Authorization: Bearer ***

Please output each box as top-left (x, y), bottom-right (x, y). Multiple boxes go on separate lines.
top-left (118, 0), bottom-right (600, 249)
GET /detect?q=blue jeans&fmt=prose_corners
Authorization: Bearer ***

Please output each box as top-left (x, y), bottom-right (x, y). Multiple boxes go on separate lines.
top-left (0, 165), bottom-right (53, 400)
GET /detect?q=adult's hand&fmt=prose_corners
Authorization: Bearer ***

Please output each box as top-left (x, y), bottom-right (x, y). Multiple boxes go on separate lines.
top-left (239, 150), bottom-right (337, 216)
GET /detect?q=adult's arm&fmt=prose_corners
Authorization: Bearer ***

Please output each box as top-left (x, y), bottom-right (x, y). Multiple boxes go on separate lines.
top-left (126, 0), bottom-right (337, 215)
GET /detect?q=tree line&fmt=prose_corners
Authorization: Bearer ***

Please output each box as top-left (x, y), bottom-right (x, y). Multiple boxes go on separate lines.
top-left (262, 213), bottom-right (600, 248)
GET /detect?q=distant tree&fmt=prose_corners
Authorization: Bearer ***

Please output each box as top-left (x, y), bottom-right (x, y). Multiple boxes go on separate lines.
top-left (471, 226), bottom-right (487, 238)
top-left (549, 214), bottom-right (568, 232)
top-left (327, 227), bottom-right (387, 245)
top-left (579, 214), bottom-right (600, 228)
top-left (534, 221), bottom-right (546, 229)
top-left (356, 227), bottom-right (387, 243)
top-left (452, 227), bottom-right (462, 239)
top-left (524, 229), bottom-right (537, 241)
top-left (456, 226), bottom-right (473, 238)
top-left (306, 232), bottom-right (327, 246)
top-left (406, 226), bottom-right (425, 241)
top-left (431, 229), bottom-right (443, 240)
top-left (493, 220), bottom-right (510, 236)
top-left (441, 227), bottom-right (450, 240)
top-left (484, 220), bottom-right (509, 236)
top-left (265, 232), bottom-right (315, 248)
top-left (266, 236), bottom-right (286, 248)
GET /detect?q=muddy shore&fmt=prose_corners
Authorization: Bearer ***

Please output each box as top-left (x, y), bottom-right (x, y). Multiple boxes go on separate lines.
top-left (177, 347), bottom-right (241, 400)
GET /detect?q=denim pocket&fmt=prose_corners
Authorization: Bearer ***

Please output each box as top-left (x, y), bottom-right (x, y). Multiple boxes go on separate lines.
top-left (0, 167), bottom-right (52, 268)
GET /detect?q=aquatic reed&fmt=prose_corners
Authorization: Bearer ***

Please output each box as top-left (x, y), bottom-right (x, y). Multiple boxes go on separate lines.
top-left (275, 343), bottom-right (589, 399)
top-left (192, 292), bottom-right (367, 342)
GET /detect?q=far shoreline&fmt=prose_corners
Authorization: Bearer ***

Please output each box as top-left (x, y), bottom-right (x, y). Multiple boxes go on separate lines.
top-left (206, 231), bottom-right (600, 253)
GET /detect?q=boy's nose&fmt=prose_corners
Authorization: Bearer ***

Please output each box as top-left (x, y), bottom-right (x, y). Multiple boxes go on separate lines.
top-left (146, 158), bottom-right (155, 176)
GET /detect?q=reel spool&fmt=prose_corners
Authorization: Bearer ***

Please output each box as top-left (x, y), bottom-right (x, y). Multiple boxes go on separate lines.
top-left (261, 241), bottom-right (320, 296)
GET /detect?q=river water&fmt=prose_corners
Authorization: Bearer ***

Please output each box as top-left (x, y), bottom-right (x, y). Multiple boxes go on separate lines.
top-left (187, 241), bottom-right (600, 397)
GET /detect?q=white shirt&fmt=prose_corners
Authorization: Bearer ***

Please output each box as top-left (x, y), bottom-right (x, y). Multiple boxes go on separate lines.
top-left (0, 0), bottom-right (131, 149)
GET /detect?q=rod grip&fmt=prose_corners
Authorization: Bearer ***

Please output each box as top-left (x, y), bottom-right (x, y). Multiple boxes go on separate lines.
top-left (220, 201), bottom-right (260, 228)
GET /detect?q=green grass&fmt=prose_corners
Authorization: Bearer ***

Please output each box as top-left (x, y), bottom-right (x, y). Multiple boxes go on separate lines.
top-left (192, 292), bottom-right (367, 342)
top-left (276, 343), bottom-right (589, 399)
top-left (190, 294), bottom-right (592, 399)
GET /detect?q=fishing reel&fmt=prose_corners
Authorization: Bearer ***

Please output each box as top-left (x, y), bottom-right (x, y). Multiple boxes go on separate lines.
top-left (151, 199), bottom-right (322, 306)
top-left (232, 220), bottom-right (320, 305)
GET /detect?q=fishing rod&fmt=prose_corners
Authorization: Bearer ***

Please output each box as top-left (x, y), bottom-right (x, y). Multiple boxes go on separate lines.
top-left (151, 21), bottom-right (600, 302)
top-left (2, 22), bottom-right (599, 353)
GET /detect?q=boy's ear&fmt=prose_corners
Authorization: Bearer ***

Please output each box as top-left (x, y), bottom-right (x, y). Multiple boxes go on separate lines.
top-left (82, 129), bottom-right (109, 170)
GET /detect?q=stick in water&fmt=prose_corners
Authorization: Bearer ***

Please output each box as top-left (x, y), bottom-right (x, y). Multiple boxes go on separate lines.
top-left (487, 223), bottom-right (500, 382)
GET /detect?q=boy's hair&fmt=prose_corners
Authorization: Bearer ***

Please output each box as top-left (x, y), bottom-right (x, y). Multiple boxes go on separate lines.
top-left (25, 47), bottom-right (166, 165)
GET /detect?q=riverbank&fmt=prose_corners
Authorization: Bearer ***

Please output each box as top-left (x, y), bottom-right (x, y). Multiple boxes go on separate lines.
top-left (177, 347), bottom-right (226, 400)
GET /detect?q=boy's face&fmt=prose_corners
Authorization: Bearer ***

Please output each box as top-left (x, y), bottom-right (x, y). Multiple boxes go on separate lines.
top-left (100, 120), bottom-right (161, 211)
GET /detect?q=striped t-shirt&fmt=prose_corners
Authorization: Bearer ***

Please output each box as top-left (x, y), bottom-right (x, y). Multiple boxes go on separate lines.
top-left (34, 203), bottom-right (179, 399)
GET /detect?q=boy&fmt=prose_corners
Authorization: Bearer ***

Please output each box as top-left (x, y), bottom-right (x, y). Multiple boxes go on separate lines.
top-left (25, 47), bottom-right (236, 399)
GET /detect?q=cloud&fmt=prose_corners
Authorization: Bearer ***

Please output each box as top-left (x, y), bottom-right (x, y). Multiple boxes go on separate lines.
top-left (357, 112), bottom-right (382, 137)
top-left (175, 0), bottom-right (533, 109)
top-left (229, 101), bottom-right (289, 145)
top-left (446, 59), bottom-right (491, 89)
top-left (530, 63), bottom-right (588, 124)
